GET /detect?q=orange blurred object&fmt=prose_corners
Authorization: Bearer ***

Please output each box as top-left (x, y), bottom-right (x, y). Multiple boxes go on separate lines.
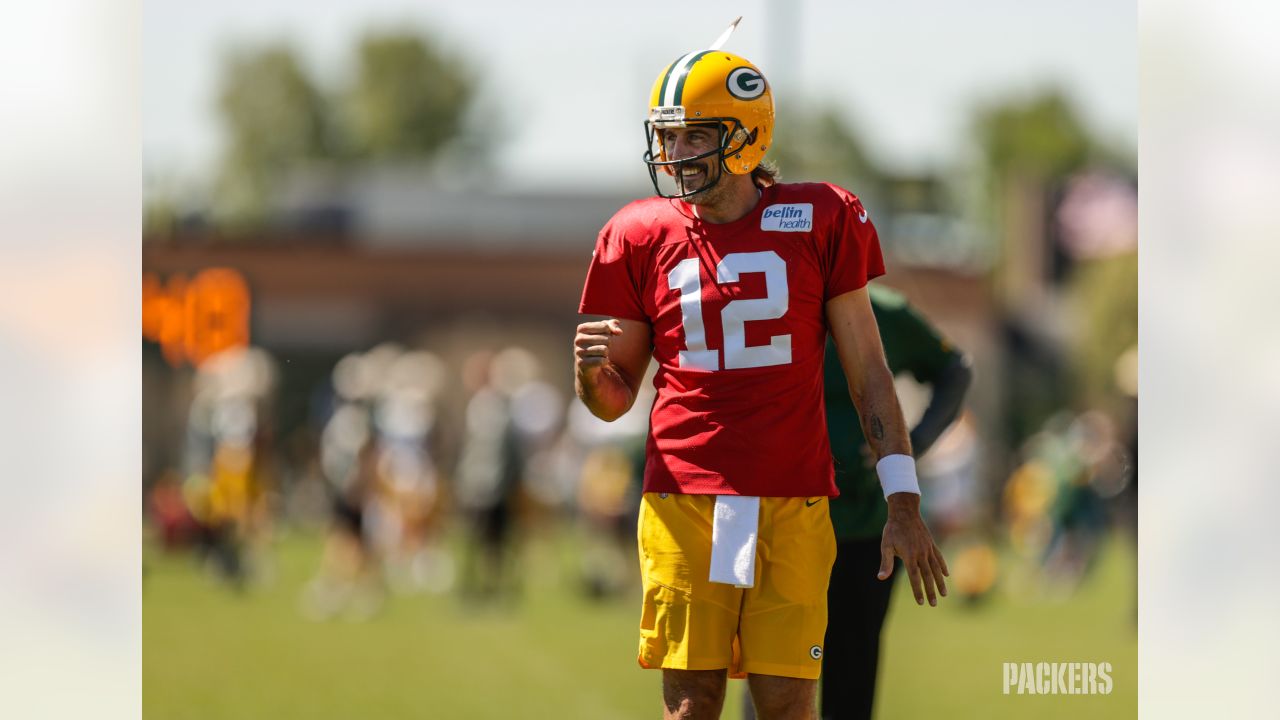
top-left (142, 268), bottom-right (251, 366)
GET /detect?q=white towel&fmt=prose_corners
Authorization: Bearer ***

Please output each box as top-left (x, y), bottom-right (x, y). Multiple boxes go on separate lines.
top-left (709, 495), bottom-right (760, 588)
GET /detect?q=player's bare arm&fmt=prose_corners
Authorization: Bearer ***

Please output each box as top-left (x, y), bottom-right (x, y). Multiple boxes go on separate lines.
top-left (827, 287), bottom-right (950, 607)
top-left (573, 317), bottom-right (652, 422)
top-left (826, 288), bottom-right (911, 461)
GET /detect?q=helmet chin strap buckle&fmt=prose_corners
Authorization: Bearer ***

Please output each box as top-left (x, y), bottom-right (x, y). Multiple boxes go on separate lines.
top-left (729, 126), bottom-right (755, 148)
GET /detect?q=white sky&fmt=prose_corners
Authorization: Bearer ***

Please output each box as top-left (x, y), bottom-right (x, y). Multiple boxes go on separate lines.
top-left (143, 0), bottom-right (1136, 191)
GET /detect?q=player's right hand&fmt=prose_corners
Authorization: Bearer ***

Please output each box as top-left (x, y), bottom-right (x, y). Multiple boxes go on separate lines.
top-left (574, 319), bottom-right (623, 376)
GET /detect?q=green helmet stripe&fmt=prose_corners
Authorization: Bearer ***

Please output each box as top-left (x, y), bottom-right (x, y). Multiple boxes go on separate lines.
top-left (656, 54), bottom-right (690, 108)
top-left (671, 50), bottom-right (712, 105)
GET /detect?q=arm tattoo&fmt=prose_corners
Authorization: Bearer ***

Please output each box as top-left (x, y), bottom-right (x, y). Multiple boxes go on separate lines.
top-left (869, 414), bottom-right (885, 442)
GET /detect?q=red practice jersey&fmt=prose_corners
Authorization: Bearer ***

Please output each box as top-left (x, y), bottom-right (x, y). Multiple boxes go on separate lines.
top-left (579, 182), bottom-right (885, 497)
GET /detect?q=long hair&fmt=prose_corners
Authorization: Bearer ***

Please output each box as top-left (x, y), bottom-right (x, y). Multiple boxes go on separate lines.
top-left (751, 160), bottom-right (780, 188)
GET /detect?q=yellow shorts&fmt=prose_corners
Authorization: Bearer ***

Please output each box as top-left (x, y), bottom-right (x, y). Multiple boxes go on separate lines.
top-left (636, 492), bottom-right (836, 680)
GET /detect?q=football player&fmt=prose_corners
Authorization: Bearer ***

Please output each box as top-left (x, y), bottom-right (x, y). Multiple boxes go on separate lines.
top-left (574, 45), bottom-right (949, 720)
top-left (816, 286), bottom-right (972, 719)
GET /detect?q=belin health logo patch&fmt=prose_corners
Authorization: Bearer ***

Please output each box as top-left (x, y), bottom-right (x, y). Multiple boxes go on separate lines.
top-left (760, 203), bottom-right (813, 232)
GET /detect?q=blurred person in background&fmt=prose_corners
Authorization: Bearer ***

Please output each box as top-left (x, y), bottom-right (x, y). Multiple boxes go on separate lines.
top-left (148, 468), bottom-right (200, 551)
top-left (180, 347), bottom-right (278, 590)
top-left (561, 373), bottom-right (652, 601)
top-left (303, 401), bottom-right (385, 620)
top-left (503, 347), bottom-right (569, 536)
top-left (565, 363), bottom-right (655, 599)
top-left (574, 36), bottom-right (948, 720)
top-left (575, 438), bottom-right (644, 600)
top-left (1002, 408), bottom-right (1131, 598)
top-left (303, 346), bottom-right (400, 620)
top-left (744, 285), bottom-right (971, 720)
top-left (453, 348), bottom-right (532, 606)
top-left (366, 349), bottom-right (452, 596)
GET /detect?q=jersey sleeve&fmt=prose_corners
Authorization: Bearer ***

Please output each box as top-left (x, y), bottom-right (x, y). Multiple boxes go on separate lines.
top-left (824, 192), bottom-right (887, 300)
top-left (578, 220), bottom-right (649, 322)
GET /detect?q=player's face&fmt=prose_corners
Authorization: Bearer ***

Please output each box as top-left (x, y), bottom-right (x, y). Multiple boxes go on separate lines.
top-left (662, 125), bottom-right (723, 201)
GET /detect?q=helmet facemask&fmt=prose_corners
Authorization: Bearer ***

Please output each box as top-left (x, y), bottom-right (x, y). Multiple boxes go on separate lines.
top-left (643, 117), bottom-right (753, 200)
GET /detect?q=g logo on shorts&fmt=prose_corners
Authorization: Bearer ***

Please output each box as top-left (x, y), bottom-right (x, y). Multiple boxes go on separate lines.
top-left (810, 645), bottom-right (823, 660)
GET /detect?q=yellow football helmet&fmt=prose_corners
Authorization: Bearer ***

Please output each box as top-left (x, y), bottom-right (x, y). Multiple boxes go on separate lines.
top-left (644, 51), bottom-right (775, 198)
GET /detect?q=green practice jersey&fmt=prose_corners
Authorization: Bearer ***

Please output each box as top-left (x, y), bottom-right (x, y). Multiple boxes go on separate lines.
top-left (825, 284), bottom-right (961, 540)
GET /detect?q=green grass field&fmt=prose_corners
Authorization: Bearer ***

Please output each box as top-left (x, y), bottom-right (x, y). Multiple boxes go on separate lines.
top-left (144, 527), bottom-right (1136, 719)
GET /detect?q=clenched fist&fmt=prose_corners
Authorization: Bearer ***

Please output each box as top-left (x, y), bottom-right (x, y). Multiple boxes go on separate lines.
top-left (573, 317), bottom-right (650, 423)
top-left (574, 319), bottom-right (623, 377)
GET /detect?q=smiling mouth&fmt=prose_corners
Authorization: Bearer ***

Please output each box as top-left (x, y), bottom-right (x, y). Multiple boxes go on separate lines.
top-left (677, 163), bottom-right (709, 192)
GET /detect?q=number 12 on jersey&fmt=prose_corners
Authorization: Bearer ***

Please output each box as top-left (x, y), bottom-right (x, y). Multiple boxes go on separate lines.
top-left (667, 251), bottom-right (792, 371)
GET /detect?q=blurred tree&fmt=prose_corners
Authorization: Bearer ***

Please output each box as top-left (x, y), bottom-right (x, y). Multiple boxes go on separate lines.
top-left (974, 90), bottom-right (1095, 311)
top-left (1070, 250), bottom-right (1138, 408)
top-left (206, 32), bottom-right (482, 232)
top-left (341, 31), bottom-right (475, 161)
top-left (767, 106), bottom-right (882, 196)
top-left (976, 91), bottom-right (1091, 181)
top-left (143, 191), bottom-right (178, 240)
top-left (213, 44), bottom-right (331, 230)
top-left (975, 90), bottom-right (1137, 447)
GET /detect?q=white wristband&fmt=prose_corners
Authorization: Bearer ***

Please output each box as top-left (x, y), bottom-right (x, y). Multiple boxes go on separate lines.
top-left (876, 454), bottom-right (920, 499)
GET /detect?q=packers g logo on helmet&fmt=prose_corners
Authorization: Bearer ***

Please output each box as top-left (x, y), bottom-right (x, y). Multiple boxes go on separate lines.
top-left (643, 51), bottom-right (775, 199)
top-left (726, 67), bottom-right (766, 100)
